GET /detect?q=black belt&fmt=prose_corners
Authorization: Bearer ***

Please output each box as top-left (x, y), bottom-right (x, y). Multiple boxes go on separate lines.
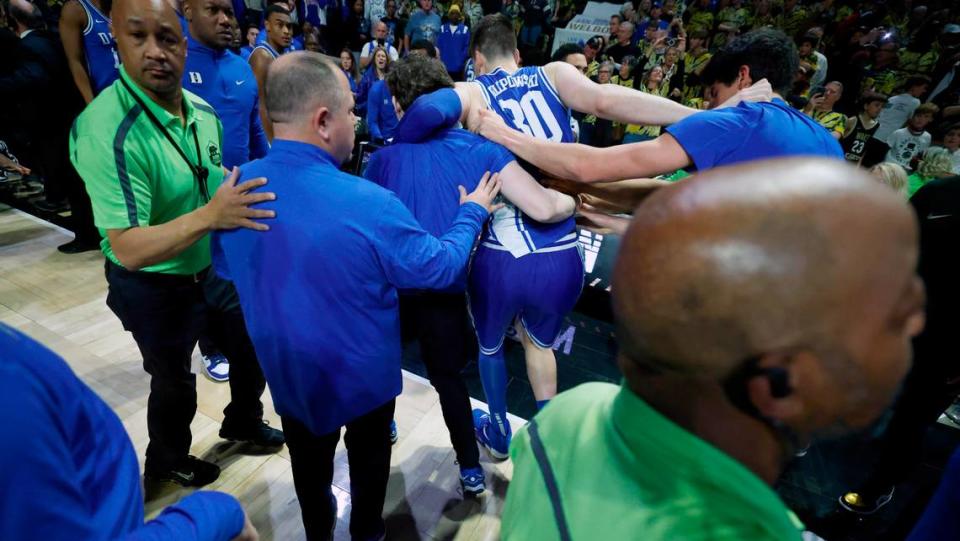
top-left (105, 260), bottom-right (210, 285)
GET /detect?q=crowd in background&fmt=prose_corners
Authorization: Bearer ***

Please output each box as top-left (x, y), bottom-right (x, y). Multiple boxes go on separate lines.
top-left (3, 0), bottom-right (960, 233)
top-left (1, 0), bottom-right (960, 539)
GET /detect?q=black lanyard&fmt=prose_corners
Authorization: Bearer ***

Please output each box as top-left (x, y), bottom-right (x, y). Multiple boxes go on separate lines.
top-left (120, 76), bottom-right (211, 202)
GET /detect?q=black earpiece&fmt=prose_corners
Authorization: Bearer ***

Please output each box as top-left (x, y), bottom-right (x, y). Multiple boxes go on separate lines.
top-left (762, 367), bottom-right (792, 398)
top-left (723, 359), bottom-right (793, 418)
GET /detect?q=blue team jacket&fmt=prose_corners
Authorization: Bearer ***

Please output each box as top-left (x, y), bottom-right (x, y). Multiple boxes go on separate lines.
top-left (212, 140), bottom-right (488, 436)
top-left (0, 324), bottom-right (245, 541)
top-left (437, 22), bottom-right (470, 74)
top-left (183, 35), bottom-right (269, 169)
top-left (366, 79), bottom-right (399, 142)
top-left (364, 95), bottom-right (513, 290)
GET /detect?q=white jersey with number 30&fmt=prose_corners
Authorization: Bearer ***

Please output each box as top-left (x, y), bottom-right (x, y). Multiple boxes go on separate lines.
top-left (474, 66), bottom-right (577, 257)
top-left (476, 66), bottom-right (575, 143)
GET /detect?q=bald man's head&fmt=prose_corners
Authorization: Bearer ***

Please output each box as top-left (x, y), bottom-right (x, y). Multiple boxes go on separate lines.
top-left (614, 159), bottom-right (924, 436)
top-left (266, 52), bottom-right (357, 164)
top-left (373, 20), bottom-right (388, 39)
top-left (111, 0), bottom-right (186, 101)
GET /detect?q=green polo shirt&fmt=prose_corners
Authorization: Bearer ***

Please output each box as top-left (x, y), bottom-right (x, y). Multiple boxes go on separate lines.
top-left (501, 382), bottom-right (804, 541)
top-left (70, 66), bottom-right (225, 275)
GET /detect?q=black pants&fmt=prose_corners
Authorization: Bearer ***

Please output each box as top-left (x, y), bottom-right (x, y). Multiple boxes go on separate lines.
top-left (42, 128), bottom-right (97, 241)
top-left (282, 399), bottom-right (395, 541)
top-left (400, 292), bottom-right (480, 469)
top-left (105, 261), bottom-right (266, 473)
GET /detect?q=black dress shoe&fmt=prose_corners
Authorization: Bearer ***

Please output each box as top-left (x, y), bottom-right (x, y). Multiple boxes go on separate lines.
top-left (220, 420), bottom-right (285, 447)
top-left (33, 199), bottom-right (69, 213)
top-left (57, 238), bottom-right (100, 254)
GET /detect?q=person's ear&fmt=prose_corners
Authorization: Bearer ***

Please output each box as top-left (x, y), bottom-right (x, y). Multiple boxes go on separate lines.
top-left (513, 48), bottom-right (521, 66)
top-left (745, 351), bottom-right (807, 423)
top-left (737, 64), bottom-right (753, 89)
top-left (746, 354), bottom-right (803, 421)
top-left (183, 0), bottom-right (192, 21)
top-left (473, 50), bottom-right (485, 73)
top-left (313, 106), bottom-right (332, 141)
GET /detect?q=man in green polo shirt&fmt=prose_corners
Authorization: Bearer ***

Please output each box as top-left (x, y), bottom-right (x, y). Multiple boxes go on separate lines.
top-left (69, 0), bottom-right (284, 487)
top-left (501, 158), bottom-right (926, 540)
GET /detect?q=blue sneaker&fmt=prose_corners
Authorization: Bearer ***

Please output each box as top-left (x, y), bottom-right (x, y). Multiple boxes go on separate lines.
top-left (472, 408), bottom-right (510, 461)
top-left (460, 465), bottom-right (486, 496)
top-left (389, 420), bottom-right (398, 444)
top-left (201, 353), bottom-right (230, 383)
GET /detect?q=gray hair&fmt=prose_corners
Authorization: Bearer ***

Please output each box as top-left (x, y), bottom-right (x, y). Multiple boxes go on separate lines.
top-left (265, 52), bottom-right (346, 124)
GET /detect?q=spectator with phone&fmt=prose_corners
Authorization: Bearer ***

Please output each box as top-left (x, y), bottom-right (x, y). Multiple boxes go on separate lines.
top-left (803, 81), bottom-right (846, 139)
top-left (360, 20), bottom-right (398, 69)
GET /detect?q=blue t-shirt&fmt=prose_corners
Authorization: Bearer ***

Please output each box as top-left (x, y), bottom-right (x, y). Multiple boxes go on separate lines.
top-left (0, 324), bottom-right (244, 541)
top-left (406, 9), bottom-right (442, 44)
top-left (183, 36), bottom-right (268, 169)
top-left (212, 140), bottom-right (488, 436)
top-left (665, 98), bottom-right (844, 169)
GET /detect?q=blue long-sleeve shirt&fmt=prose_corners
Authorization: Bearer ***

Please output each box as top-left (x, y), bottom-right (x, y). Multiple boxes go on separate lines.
top-left (211, 140), bottom-right (488, 436)
top-left (356, 67), bottom-right (381, 117)
top-left (366, 79), bottom-right (399, 142)
top-left (183, 35), bottom-right (268, 169)
top-left (437, 22), bottom-right (470, 74)
top-left (364, 95), bottom-right (512, 291)
top-left (0, 324), bottom-right (244, 541)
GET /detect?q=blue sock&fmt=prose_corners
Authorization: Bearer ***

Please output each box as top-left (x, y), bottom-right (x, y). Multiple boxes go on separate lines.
top-left (536, 399), bottom-right (550, 411)
top-left (479, 349), bottom-right (510, 439)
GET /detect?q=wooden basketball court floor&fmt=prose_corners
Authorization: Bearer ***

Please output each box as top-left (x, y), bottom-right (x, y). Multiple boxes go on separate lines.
top-left (0, 204), bottom-right (522, 540)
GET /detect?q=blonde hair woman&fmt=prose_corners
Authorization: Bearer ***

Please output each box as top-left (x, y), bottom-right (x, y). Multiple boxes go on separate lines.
top-left (869, 162), bottom-right (908, 197)
top-left (908, 147), bottom-right (954, 197)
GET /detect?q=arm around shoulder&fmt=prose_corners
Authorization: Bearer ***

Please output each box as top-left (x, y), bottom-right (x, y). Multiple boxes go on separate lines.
top-left (372, 193), bottom-right (487, 290)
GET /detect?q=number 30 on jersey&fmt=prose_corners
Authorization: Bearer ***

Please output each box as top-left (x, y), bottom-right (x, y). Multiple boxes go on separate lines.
top-left (497, 91), bottom-right (564, 142)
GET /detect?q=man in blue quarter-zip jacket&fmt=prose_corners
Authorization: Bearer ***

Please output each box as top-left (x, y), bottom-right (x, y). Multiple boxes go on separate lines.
top-left (183, 0), bottom-right (270, 384)
top-left (183, 0), bottom-right (268, 170)
top-left (212, 52), bottom-right (503, 541)
top-left (0, 323), bottom-right (258, 541)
